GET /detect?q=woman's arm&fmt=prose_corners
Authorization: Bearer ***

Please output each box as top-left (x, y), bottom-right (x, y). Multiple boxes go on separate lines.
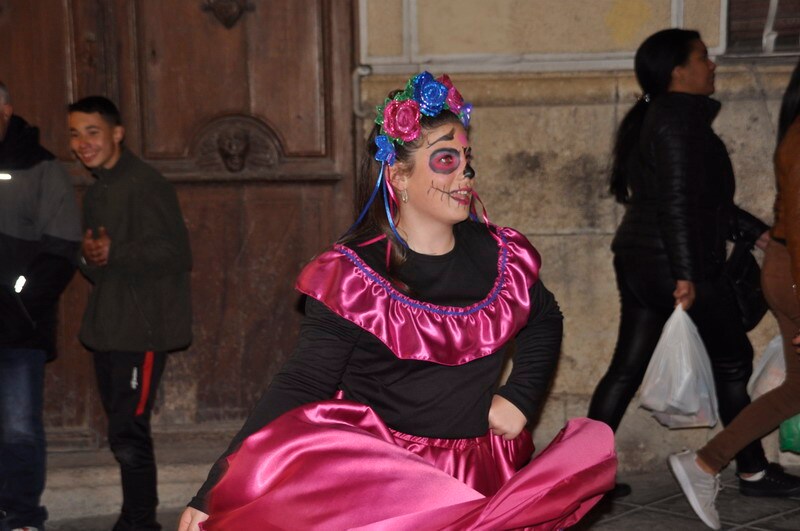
top-left (186, 296), bottom-right (361, 513)
top-left (783, 161), bottom-right (800, 305)
top-left (652, 119), bottom-right (702, 282)
top-left (493, 279), bottom-right (563, 434)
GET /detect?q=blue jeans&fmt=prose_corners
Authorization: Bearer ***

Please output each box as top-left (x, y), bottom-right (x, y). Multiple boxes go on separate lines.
top-left (0, 348), bottom-right (47, 531)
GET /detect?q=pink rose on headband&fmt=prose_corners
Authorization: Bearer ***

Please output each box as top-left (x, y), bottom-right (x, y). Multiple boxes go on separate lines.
top-left (437, 74), bottom-right (464, 115)
top-left (383, 99), bottom-right (421, 143)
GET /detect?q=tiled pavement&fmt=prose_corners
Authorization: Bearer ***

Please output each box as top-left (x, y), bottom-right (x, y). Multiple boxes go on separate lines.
top-left (576, 467), bottom-right (800, 530)
top-left (46, 467), bottom-right (800, 530)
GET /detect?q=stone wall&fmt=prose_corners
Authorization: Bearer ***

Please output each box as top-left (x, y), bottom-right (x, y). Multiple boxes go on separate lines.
top-left (359, 62), bottom-right (796, 471)
top-left (360, 0), bottom-right (725, 72)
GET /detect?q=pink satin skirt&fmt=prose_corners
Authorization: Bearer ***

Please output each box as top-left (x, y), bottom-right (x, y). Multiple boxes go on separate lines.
top-left (201, 400), bottom-right (616, 530)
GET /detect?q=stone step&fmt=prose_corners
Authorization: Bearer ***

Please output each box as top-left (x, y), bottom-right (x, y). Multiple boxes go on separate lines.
top-left (44, 462), bottom-right (210, 521)
top-left (43, 422), bottom-right (240, 522)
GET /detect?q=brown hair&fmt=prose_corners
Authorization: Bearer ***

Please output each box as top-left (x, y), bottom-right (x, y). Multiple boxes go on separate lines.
top-left (340, 92), bottom-right (464, 289)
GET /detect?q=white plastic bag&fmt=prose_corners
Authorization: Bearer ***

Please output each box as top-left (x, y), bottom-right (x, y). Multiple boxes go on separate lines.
top-left (747, 334), bottom-right (784, 400)
top-left (639, 305), bottom-right (719, 428)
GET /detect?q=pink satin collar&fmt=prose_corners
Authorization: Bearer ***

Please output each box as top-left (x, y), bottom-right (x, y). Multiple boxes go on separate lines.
top-left (296, 227), bottom-right (541, 366)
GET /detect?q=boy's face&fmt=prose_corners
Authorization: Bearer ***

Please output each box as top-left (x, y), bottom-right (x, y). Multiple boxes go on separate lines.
top-left (68, 111), bottom-right (124, 170)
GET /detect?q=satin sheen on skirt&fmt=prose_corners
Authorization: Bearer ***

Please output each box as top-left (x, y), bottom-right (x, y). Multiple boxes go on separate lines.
top-left (201, 400), bottom-right (616, 530)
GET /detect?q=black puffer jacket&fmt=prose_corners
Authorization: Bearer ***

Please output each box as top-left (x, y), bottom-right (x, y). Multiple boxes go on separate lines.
top-left (0, 115), bottom-right (81, 358)
top-left (79, 149), bottom-right (192, 353)
top-left (611, 92), bottom-right (767, 281)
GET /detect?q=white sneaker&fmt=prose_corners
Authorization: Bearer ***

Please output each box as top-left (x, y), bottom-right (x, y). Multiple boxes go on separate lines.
top-left (668, 450), bottom-right (721, 529)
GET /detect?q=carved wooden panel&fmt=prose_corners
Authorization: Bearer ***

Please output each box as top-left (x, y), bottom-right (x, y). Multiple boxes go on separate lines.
top-left (191, 115), bottom-right (281, 178)
top-left (135, 0), bottom-right (328, 161)
top-left (1, 0), bottom-right (355, 441)
top-left (0, 0), bottom-right (72, 159)
top-left (236, 188), bottom-right (328, 408)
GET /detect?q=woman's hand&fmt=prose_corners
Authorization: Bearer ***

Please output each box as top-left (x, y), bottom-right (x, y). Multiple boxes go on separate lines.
top-left (488, 395), bottom-right (527, 440)
top-left (673, 279), bottom-right (696, 310)
top-left (756, 230), bottom-right (771, 251)
top-left (177, 507), bottom-right (209, 531)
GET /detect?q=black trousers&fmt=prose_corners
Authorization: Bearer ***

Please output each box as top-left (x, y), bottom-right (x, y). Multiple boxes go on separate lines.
top-left (94, 351), bottom-right (167, 531)
top-left (588, 253), bottom-right (767, 474)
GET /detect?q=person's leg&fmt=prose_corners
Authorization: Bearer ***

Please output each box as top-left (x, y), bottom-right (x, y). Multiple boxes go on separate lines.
top-left (670, 243), bottom-right (800, 528)
top-left (689, 277), bottom-right (768, 475)
top-left (588, 254), bottom-right (673, 431)
top-left (0, 348), bottom-right (48, 531)
top-left (669, 276), bottom-right (765, 529)
top-left (94, 351), bottom-right (167, 531)
top-left (696, 241), bottom-right (800, 476)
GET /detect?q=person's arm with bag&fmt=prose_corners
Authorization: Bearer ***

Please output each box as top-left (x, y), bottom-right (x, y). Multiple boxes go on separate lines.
top-left (640, 305), bottom-right (718, 428)
top-left (651, 115), bottom-right (704, 310)
top-left (778, 122), bottom-right (800, 350)
top-left (780, 151), bottom-right (800, 306)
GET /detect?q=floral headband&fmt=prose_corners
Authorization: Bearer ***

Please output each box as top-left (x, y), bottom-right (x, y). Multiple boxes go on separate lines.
top-left (347, 72), bottom-right (474, 251)
top-left (373, 71), bottom-right (472, 166)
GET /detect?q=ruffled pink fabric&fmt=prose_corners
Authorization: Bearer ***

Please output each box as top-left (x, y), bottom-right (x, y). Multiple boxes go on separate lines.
top-left (296, 227), bottom-right (541, 366)
top-left (201, 400), bottom-right (616, 531)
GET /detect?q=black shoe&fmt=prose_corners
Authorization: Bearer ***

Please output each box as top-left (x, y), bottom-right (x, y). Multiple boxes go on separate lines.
top-left (607, 482), bottom-right (632, 498)
top-left (739, 463), bottom-right (800, 497)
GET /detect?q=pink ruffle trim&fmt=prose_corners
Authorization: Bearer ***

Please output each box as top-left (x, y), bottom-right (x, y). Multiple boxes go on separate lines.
top-left (296, 227), bottom-right (541, 366)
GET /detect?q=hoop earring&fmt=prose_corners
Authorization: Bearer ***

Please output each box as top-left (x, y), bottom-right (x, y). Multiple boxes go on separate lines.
top-left (400, 190), bottom-right (408, 203)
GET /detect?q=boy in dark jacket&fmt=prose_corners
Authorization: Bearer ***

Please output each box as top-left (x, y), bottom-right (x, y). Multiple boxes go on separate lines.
top-left (69, 96), bottom-right (192, 531)
top-left (0, 81), bottom-right (81, 531)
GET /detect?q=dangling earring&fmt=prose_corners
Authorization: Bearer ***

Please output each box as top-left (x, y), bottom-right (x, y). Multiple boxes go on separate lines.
top-left (400, 190), bottom-right (408, 203)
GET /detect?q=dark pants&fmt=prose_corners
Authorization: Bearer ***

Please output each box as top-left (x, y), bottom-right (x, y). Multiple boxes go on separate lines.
top-left (0, 348), bottom-right (47, 531)
top-left (94, 351), bottom-right (167, 531)
top-left (588, 253), bottom-right (767, 474)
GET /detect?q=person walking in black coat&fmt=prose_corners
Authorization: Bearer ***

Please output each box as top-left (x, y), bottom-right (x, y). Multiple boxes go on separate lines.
top-left (587, 29), bottom-right (800, 527)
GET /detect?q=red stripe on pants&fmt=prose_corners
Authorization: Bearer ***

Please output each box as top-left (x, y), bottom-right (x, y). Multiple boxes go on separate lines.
top-left (135, 351), bottom-right (154, 416)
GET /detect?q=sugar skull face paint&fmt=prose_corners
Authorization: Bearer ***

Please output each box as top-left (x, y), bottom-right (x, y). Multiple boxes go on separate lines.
top-left (429, 146), bottom-right (475, 180)
top-left (463, 147), bottom-right (475, 179)
top-left (397, 122), bottom-right (475, 229)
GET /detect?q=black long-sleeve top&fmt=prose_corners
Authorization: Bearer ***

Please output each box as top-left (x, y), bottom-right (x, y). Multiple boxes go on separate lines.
top-left (190, 221), bottom-right (562, 511)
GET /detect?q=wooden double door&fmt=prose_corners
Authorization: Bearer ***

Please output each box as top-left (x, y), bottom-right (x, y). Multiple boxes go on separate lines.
top-left (0, 0), bottom-right (355, 445)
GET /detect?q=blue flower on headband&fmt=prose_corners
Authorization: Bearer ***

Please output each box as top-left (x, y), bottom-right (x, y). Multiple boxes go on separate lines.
top-left (412, 72), bottom-right (448, 117)
top-left (459, 102), bottom-right (473, 128)
top-left (374, 134), bottom-right (396, 166)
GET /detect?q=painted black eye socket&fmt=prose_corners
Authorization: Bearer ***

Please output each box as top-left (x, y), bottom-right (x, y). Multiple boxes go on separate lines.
top-left (429, 148), bottom-right (461, 174)
top-left (464, 164), bottom-right (476, 179)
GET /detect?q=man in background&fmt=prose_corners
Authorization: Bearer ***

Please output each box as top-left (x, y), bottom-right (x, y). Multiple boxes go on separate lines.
top-left (69, 96), bottom-right (192, 531)
top-left (0, 81), bottom-right (81, 531)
